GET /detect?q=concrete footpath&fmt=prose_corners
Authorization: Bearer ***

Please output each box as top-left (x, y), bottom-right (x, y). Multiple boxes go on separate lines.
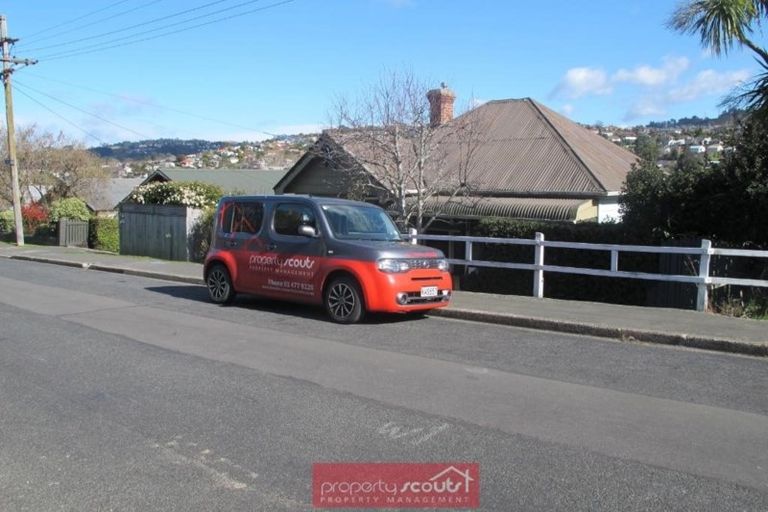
top-left (1, 242), bottom-right (766, 357)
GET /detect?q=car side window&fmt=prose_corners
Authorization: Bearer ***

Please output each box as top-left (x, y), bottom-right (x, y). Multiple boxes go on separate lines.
top-left (274, 204), bottom-right (315, 236)
top-left (222, 201), bottom-right (263, 235)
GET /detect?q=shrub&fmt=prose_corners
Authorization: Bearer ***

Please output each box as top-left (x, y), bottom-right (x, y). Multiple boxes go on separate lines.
top-left (88, 217), bottom-right (119, 252)
top-left (0, 210), bottom-right (14, 234)
top-left (189, 207), bottom-right (216, 263)
top-left (21, 202), bottom-right (49, 235)
top-left (49, 197), bottom-right (91, 222)
top-left (129, 181), bottom-right (223, 209)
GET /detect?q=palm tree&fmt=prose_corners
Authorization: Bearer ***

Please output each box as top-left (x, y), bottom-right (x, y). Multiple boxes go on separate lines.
top-left (669, 0), bottom-right (768, 114)
top-left (669, 0), bottom-right (768, 59)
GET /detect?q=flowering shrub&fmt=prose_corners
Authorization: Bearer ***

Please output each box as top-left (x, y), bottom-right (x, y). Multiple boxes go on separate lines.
top-left (21, 202), bottom-right (49, 234)
top-left (129, 181), bottom-right (223, 209)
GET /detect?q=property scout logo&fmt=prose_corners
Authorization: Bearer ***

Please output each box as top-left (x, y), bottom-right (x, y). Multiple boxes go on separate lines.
top-left (248, 254), bottom-right (316, 277)
top-left (312, 463), bottom-right (479, 509)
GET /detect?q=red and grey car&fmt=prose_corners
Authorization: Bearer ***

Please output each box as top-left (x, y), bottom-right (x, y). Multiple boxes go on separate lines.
top-left (204, 195), bottom-right (452, 323)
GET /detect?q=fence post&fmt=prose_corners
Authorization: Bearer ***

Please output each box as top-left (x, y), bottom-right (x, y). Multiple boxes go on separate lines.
top-left (464, 239), bottom-right (474, 275)
top-left (610, 250), bottom-right (619, 272)
top-left (58, 219), bottom-right (66, 246)
top-left (696, 239), bottom-right (712, 312)
top-left (409, 228), bottom-right (417, 245)
top-left (533, 232), bottom-right (545, 298)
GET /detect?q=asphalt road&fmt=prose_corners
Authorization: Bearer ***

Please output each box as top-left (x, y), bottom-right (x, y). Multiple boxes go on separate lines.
top-left (0, 258), bottom-right (767, 511)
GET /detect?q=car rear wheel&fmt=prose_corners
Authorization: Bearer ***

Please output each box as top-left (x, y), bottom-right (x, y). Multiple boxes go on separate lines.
top-left (324, 276), bottom-right (364, 324)
top-left (207, 264), bottom-right (236, 304)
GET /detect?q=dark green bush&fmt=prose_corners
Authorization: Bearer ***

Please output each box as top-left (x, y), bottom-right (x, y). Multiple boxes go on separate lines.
top-left (89, 217), bottom-right (119, 252)
top-left (460, 218), bottom-right (696, 307)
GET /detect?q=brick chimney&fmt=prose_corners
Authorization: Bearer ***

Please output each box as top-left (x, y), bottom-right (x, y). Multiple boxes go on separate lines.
top-left (427, 83), bottom-right (456, 127)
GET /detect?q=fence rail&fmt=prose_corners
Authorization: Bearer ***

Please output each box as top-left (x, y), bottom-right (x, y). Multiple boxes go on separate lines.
top-left (410, 231), bottom-right (768, 312)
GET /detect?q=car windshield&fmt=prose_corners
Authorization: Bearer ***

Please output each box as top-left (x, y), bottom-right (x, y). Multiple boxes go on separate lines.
top-left (321, 204), bottom-right (402, 241)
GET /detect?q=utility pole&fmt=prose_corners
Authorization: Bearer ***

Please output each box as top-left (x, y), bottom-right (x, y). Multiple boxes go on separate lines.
top-left (1, 15), bottom-right (36, 246)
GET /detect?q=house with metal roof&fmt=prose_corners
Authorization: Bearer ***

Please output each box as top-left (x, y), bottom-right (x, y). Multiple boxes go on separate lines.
top-left (274, 89), bottom-right (638, 225)
top-left (88, 178), bottom-right (145, 217)
top-left (137, 168), bottom-right (288, 197)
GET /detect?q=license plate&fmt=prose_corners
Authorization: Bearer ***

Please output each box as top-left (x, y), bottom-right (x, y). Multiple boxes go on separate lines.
top-left (420, 286), bottom-right (438, 298)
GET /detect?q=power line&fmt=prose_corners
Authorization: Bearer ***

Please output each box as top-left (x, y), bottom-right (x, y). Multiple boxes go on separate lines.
top-left (19, 0), bottom-right (133, 41)
top-left (13, 83), bottom-right (108, 144)
top-left (23, 72), bottom-right (278, 137)
top-left (37, 0), bottom-right (294, 62)
top-left (24, 0), bottom-right (235, 53)
top-left (19, 1), bottom-right (166, 50)
top-left (14, 80), bottom-right (149, 139)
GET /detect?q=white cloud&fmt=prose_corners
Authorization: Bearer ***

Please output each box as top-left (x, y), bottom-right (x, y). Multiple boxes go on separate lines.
top-left (667, 69), bottom-right (751, 102)
top-left (560, 104), bottom-right (574, 116)
top-left (624, 100), bottom-right (667, 121)
top-left (622, 68), bottom-right (751, 121)
top-left (613, 56), bottom-right (689, 87)
top-left (552, 67), bottom-right (612, 99)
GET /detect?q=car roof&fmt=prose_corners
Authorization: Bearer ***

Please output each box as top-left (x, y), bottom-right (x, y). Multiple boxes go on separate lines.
top-left (219, 195), bottom-right (378, 208)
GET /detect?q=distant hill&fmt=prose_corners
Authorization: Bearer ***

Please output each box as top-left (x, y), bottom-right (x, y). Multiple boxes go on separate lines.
top-left (90, 139), bottom-right (229, 160)
top-left (645, 109), bottom-right (744, 129)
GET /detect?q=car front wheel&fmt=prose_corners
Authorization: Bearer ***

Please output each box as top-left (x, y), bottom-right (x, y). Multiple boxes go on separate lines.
top-left (324, 276), bottom-right (364, 324)
top-left (207, 264), bottom-right (236, 304)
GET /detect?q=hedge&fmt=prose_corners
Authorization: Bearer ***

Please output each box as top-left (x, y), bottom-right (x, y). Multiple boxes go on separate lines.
top-left (189, 207), bottom-right (216, 263)
top-left (460, 218), bottom-right (697, 308)
top-left (89, 217), bottom-right (119, 252)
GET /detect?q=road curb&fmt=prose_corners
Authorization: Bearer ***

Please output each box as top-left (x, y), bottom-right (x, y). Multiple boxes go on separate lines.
top-left (429, 308), bottom-right (768, 357)
top-left (88, 264), bottom-right (204, 285)
top-left (7, 255), bottom-right (204, 285)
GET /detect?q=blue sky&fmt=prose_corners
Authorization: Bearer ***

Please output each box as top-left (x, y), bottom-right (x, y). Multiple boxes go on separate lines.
top-left (3, 0), bottom-right (766, 145)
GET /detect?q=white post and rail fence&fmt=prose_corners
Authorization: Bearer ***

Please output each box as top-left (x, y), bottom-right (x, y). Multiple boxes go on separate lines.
top-left (409, 231), bottom-right (768, 312)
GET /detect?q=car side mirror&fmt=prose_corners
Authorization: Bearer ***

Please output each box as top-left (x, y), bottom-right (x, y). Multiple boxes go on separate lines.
top-left (298, 225), bottom-right (317, 237)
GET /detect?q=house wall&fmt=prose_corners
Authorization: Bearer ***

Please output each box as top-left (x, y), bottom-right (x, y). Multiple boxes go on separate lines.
top-left (281, 159), bottom-right (350, 195)
top-left (575, 200), bottom-right (598, 222)
top-left (597, 195), bottom-right (621, 223)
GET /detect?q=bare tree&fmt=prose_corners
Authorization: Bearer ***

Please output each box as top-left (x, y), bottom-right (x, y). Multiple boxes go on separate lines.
top-left (323, 70), bottom-right (484, 231)
top-left (0, 125), bottom-right (109, 208)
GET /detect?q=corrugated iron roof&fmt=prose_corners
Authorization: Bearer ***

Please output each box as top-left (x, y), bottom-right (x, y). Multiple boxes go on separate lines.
top-left (416, 196), bottom-right (591, 222)
top-left (436, 99), bottom-right (637, 194)
top-left (144, 168), bottom-right (288, 195)
top-left (320, 98), bottom-right (637, 197)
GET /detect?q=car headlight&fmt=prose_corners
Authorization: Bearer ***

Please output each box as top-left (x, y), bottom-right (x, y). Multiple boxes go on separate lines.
top-left (437, 258), bottom-right (450, 272)
top-left (377, 258), bottom-right (411, 273)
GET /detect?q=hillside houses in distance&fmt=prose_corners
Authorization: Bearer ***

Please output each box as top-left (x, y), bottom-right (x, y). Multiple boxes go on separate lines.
top-left (92, 134), bottom-right (318, 177)
top-left (586, 110), bottom-right (741, 166)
